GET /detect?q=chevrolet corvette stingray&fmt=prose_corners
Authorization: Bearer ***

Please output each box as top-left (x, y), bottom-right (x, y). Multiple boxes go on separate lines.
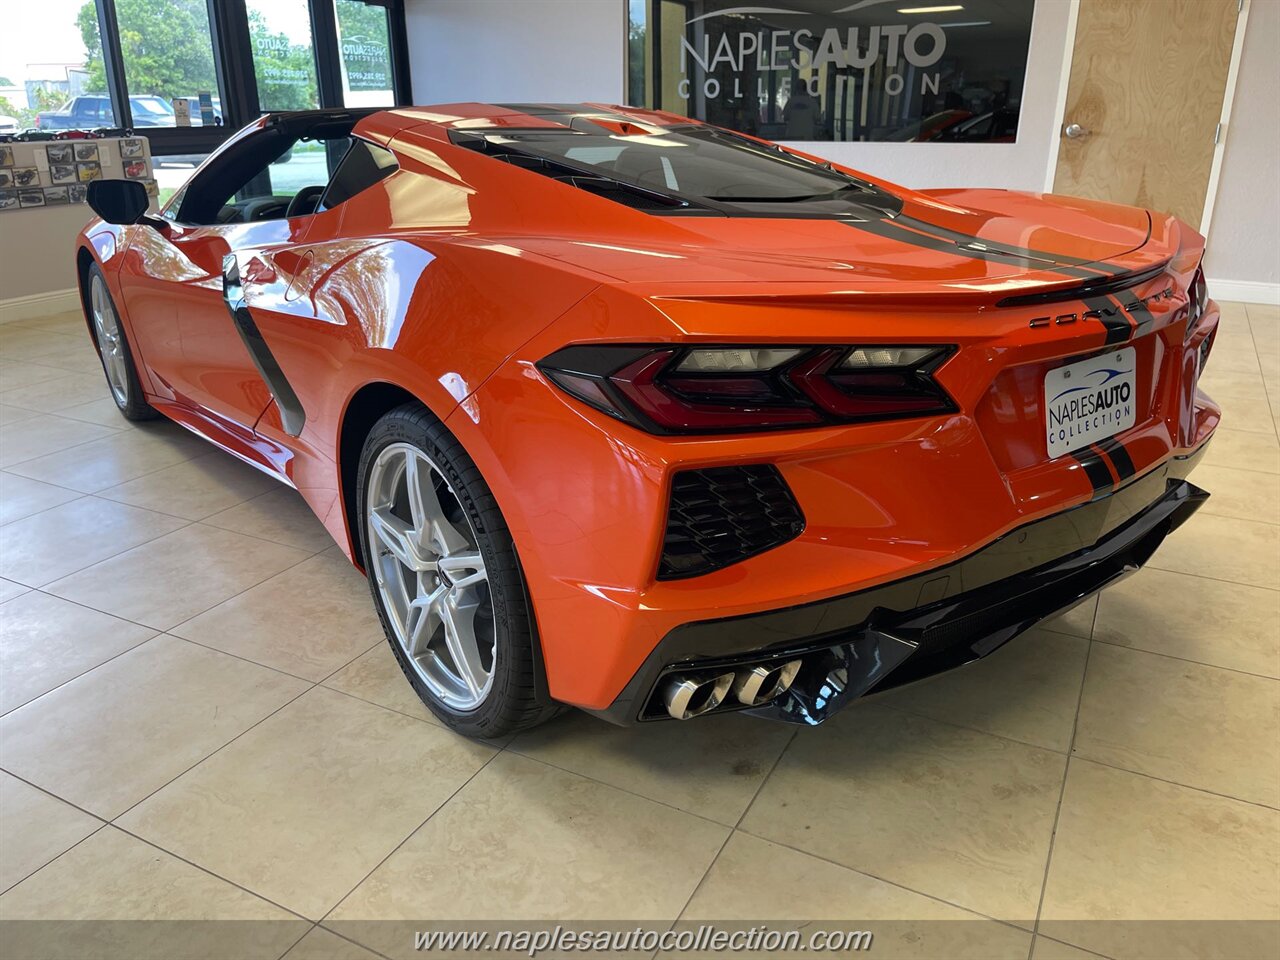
top-left (75, 104), bottom-right (1220, 737)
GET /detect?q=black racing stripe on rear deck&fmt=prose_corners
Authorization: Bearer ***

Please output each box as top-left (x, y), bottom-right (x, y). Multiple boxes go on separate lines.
top-left (1096, 437), bottom-right (1138, 483)
top-left (1071, 446), bottom-right (1116, 497)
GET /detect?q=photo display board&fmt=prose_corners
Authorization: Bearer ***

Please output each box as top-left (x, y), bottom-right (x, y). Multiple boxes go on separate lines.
top-left (0, 137), bottom-right (155, 212)
top-left (630, 0), bottom-right (1035, 142)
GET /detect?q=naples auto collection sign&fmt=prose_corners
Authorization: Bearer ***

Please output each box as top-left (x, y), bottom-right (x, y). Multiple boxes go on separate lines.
top-left (632, 0), bottom-right (1035, 142)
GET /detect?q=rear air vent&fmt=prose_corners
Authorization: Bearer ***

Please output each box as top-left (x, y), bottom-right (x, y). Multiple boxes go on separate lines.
top-left (658, 465), bottom-right (804, 580)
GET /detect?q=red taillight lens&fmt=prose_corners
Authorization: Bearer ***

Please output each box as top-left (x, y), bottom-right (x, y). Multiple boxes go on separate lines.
top-left (537, 344), bottom-right (955, 434)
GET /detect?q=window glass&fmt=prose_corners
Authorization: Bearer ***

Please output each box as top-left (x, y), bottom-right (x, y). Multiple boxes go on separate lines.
top-left (0, 0), bottom-right (110, 133)
top-left (263, 138), bottom-right (348, 199)
top-left (247, 0), bottom-right (321, 111)
top-left (112, 0), bottom-right (221, 128)
top-left (322, 138), bottom-right (397, 208)
top-left (627, 0), bottom-right (1035, 143)
top-left (335, 0), bottom-right (394, 107)
top-left (495, 127), bottom-right (874, 201)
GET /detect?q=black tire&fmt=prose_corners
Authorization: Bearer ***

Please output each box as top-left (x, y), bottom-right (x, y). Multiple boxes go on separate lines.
top-left (356, 402), bottom-right (559, 739)
top-left (85, 263), bottom-right (158, 421)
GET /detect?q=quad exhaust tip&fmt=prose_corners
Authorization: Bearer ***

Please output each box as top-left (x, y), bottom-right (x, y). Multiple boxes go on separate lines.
top-left (661, 659), bottom-right (803, 720)
top-left (662, 671), bottom-right (734, 720)
top-left (732, 659), bottom-right (802, 706)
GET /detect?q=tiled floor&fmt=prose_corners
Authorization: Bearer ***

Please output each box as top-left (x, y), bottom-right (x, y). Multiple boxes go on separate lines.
top-left (0, 304), bottom-right (1277, 960)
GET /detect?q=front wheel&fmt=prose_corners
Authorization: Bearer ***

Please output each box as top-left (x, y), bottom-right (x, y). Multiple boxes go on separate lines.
top-left (356, 403), bottom-right (558, 738)
top-left (86, 264), bottom-right (157, 421)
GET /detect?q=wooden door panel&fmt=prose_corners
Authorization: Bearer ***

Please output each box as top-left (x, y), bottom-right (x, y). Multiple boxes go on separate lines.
top-left (1055, 0), bottom-right (1237, 227)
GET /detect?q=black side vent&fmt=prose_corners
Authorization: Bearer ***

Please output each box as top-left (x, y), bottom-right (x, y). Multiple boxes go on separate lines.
top-left (659, 465), bottom-right (805, 580)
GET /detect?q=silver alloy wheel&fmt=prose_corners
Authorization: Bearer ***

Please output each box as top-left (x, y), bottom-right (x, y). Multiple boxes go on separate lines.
top-left (366, 442), bottom-right (495, 711)
top-left (90, 273), bottom-right (129, 407)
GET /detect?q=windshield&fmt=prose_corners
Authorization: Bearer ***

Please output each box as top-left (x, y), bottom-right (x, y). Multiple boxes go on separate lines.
top-left (466, 124), bottom-right (902, 217)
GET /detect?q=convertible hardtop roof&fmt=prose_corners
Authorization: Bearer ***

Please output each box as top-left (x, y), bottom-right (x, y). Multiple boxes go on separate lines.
top-left (381, 102), bottom-right (694, 132)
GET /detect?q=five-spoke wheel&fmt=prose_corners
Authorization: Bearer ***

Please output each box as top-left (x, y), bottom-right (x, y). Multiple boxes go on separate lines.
top-left (366, 442), bottom-right (496, 711)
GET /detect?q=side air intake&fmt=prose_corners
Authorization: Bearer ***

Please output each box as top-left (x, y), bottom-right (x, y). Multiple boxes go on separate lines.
top-left (658, 465), bottom-right (804, 580)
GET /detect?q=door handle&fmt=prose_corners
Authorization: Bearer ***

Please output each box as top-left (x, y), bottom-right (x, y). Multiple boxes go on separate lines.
top-left (1063, 123), bottom-right (1090, 139)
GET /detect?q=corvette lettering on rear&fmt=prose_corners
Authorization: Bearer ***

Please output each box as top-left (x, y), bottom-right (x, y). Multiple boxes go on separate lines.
top-left (1028, 286), bottom-right (1174, 328)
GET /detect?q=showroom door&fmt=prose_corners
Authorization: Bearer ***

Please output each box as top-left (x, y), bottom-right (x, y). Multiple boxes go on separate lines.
top-left (1054, 0), bottom-right (1240, 229)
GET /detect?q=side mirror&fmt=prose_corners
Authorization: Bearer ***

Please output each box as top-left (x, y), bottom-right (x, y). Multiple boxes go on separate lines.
top-left (86, 179), bottom-right (150, 225)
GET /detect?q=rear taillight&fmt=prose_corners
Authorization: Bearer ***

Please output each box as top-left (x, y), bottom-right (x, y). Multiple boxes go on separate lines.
top-left (537, 343), bottom-right (956, 434)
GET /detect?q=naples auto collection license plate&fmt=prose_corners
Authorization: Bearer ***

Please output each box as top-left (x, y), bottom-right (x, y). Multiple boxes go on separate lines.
top-left (1044, 347), bottom-right (1137, 458)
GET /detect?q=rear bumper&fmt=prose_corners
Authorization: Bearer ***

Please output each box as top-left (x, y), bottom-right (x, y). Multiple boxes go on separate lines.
top-left (593, 444), bottom-right (1209, 726)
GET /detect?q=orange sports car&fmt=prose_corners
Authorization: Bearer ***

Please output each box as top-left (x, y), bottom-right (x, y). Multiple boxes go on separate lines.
top-left (76, 103), bottom-right (1219, 737)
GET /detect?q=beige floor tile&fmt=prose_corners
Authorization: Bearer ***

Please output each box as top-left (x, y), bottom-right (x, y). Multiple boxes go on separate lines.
top-left (1041, 594), bottom-right (1098, 639)
top-left (322, 642), bottom-right (434, 723)
top-left (0, 591), bottom-right (156, 714)
top-left (1094, 567), bottom-right (1280, 677)
top-left (0, 471), bottom-right (81, 525)
top-left (509, 709), bottom-right (794, 825)
top-left (0, 404), bottom-right (37, 425)
top-left (203, 486), bottom-right (339, 553)
top-left (174, 554), bottom-right (381, 681)
top-left (0, 372), bottom-right (113, 414)
top-left (7, 423), bottom-right (208, 494)
top-left (1074, 644), bottom-right (1280, 807)
top-left (1031, 936), bottom-right (1112, 959)
top-left (328, 751), bottom-right (728, 929)
top-left (0, 578), bottom-right (28, 603)
top-left (14, 313), bottom-right (88, 338)
top-left (0, 360), bottom-right (68, 391)
top-left (1201, 427), bottom-right (1280, 475)
top-left (99, 451), bottom-right (278, 521)
top-left (0, 414), bottom-right (117, 468)
top-left (1148, 513), bottom-right (1280, 591)
top-left (54, 396), bottom-right (130, 427)
top-left (740, 704), bottom-right (1066, 923)
top-left (1040, 759), bottom-right (1280, 960)
top-left (33, 348), bottom-right (109, 378)
top-left (0, 826), bottom-right (307, 960)
top-left (0, 330), bottom-right (84, 363)
top-left (282, 927), bottom-right (383, 960)
top-left (0, 772), bottom-right (101, 892)
top-left (0, 496), bottom-right (187, 587)
top-left (0, 635), bottom-right (307, 818)
top-left (1199, 367), bottom-right (1270, 403)
top-left (1191, 464), bottom-right (1280, 524)
top-left (47, 523), bottom-right (310, 630)
top-left (679, 832), bottom-right (1031, 959)
top-left (120, 687), bottom-right (494, 919)
top-left (873, 628), bottom-right (1088, 753)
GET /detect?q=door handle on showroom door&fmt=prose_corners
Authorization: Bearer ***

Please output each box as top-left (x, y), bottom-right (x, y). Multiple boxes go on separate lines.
top-left (1063, 123), bottom-right (1090, 139)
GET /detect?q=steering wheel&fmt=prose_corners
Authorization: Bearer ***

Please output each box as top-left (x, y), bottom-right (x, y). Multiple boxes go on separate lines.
top-left (285, 185), bottom-right (326, 219)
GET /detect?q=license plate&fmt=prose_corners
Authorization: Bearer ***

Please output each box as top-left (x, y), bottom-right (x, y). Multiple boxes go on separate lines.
top-left (1044, 347), bottom-right (1137, 458)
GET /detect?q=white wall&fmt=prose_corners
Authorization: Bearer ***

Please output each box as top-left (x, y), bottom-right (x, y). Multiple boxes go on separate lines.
top-left (0, 205), bottom-right (93, 310)
top-left (405, 0), bottom-right (626, 104)
top-left (1205, 0), bottom-right (1280, 297)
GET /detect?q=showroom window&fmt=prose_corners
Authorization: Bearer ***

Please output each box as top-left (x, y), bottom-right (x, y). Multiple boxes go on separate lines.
top-left (0, 0), bottom-right (410, 156)
top-left (0, 0), bottom-right (111, 134)
top-left (626, 0), bottom-right (1035, 143)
